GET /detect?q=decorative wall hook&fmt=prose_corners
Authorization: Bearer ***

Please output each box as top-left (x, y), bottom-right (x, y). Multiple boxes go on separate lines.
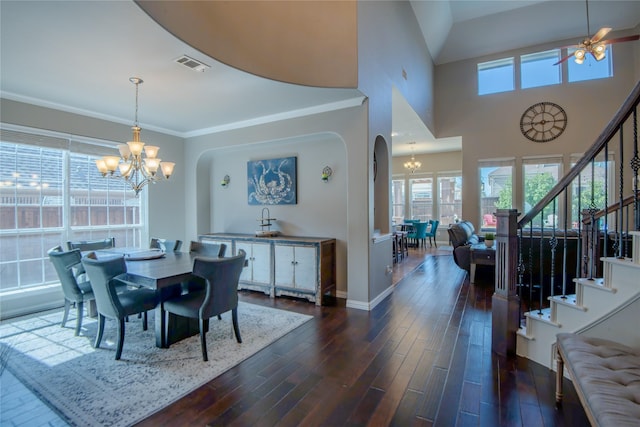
top-left (221, 174), bottom-right (230, 187)
top-left (321, 166), bottom-right (333, 182)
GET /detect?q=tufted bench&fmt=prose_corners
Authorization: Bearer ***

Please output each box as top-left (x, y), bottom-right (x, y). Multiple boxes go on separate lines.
top-left (555, 333), bottom-right (640, 426)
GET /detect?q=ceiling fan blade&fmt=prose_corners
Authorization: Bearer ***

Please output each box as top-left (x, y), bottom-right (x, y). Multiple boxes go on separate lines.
top-left (553, 54), bottom-right (573, 66)
top-left (590, 27), bottom-right (612, 43)
top-left (602, 34), bottom-right (640, 45)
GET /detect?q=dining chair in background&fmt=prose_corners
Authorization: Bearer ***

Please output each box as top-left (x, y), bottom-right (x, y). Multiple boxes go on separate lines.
top-left (150, 238), bottom-right (183, 252)
top-left (81, 254), bottom-right (159, 360)
top-left (48, 246), bottom-right (95, 336)
top-left (407, 221), bottom-right (429, 248)
top-left (424, 220), bottom-right (440, 247)
top-left (161, 250), bottom-right (246, 361)
top-left (184, 241), bottom-right (228, 293)
top-left (67, 237), bottom-right (115, 252)
top-left (189, 241), bottom-right (226, 257)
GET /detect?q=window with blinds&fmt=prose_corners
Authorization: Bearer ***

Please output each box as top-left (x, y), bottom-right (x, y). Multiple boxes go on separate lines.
top-left (409, 175), bottom-right (434, 221)
top-left (437, 173), bottom-right (462, 226)
top-left (0, 126), bottom-right (145, 293)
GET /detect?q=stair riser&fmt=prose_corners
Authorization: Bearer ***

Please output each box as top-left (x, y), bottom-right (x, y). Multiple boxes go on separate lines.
top-left (518, 260), bottom-right (639, 368)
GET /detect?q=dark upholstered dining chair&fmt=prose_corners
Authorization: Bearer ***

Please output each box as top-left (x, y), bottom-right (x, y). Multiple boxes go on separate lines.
top-left (189, 241), bottom-right (226, 257)
top-left (150, 238), bottom-right (183, 252)
top-left (81, 254), bottom-right (158, 360)
top-left (48, 246), bottom-right (94, 336)
top-left (67, 237), bottom-right (115, 252)
top-left (184, 241), bottom-right (227, 293)
top-left (161, 250), bottom-right (246, 361)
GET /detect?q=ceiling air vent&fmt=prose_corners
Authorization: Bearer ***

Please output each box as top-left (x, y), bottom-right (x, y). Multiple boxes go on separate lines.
top-left (175, 55), bottom-right (210, 72)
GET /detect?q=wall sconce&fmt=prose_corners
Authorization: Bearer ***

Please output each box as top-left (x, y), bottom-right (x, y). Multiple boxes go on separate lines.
top-left (321, 166), bottom-right (332, 182)
top-left (221, 174), bottom-right (230, 188)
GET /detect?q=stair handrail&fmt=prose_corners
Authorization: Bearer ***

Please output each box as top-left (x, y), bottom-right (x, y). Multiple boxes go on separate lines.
top-left (582, 190), bottom-right (639, 224)
top-left (518, 81), bottom-right (640, 228)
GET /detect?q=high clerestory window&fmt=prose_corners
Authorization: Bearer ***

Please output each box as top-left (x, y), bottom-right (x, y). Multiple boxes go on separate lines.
top-left (478, 46), bottom-right (613, 95)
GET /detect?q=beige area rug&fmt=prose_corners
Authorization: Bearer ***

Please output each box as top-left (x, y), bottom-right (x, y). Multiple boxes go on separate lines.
top-left (0, 302), bottom-right (312, 427)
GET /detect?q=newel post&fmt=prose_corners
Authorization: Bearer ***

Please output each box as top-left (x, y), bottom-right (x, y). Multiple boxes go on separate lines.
top-left (492, 209), bottom-right (520, 356)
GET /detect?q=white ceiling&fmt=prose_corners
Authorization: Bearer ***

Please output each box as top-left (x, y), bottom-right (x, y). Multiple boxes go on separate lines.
top-left (1, 1), bottom-right (639, 156)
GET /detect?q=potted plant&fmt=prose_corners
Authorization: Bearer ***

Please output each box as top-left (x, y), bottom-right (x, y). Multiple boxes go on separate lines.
top-left (484, 232), bottom-right (495, 248)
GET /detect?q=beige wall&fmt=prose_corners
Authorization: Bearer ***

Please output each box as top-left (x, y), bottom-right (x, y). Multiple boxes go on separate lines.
top-left (357, 0), bottom-right (436, 304)
top-left (185, 105), bottom-right (365, 302)
top-left (435, 32), bottom-right (639, 227)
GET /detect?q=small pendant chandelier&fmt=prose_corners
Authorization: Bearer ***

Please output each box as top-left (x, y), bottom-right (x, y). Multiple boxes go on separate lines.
top-left (404, 143), bottom-right (421, 173)
top-left (95, 77), bottom-right (175, 196)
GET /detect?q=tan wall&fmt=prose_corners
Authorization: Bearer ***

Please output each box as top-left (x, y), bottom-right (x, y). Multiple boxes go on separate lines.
top-left (435, 31), bottom-right (639, 228)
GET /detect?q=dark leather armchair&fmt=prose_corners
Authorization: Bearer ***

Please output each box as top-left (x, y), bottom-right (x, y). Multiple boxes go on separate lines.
top-left (161, 250), bottom-right (246, 361)
top-left (448, 220), bottom-right (484, 273)
top-left (81, 254), bottom-right (158, 360)
top-left (67, 237), bottom-right (115, 252)
top-left (150, 238), bottom-right (183, 252)
top-left (48, 246), bottom-right (94, 336)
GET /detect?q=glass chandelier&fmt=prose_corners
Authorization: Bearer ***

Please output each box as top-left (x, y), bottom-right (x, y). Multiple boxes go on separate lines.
top-left (404, 145), bottom-right (421, 173)
top-left (95, 77), bottom-right (175, 196)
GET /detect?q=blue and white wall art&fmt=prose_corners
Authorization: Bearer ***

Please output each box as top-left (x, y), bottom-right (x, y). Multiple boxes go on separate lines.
top-left (247, 156), bottom-right (297, 205)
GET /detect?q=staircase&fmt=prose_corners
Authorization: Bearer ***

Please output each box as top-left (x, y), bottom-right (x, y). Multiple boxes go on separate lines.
top-left (516, 231), bottom-right (640, 368)
top-left (495, 81), bottom-right (640, 368)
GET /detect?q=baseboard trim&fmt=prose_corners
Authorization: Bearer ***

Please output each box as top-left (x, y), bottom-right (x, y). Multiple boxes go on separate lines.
top-left (345, 284), bottom-right (394, 311)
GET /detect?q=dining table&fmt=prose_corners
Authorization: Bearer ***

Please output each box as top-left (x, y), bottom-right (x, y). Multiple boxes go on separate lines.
top-left (95, 248), bottom-right (199, 348)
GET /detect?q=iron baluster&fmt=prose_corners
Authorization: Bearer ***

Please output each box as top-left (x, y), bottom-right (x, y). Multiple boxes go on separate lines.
top-left (618, 124), bottom-right (624, 259)
top-left (539, 209), bottom-right (544, 315)
top-left (562, 190), bottom-right (568, 299)
top-left (549, 198), bottom-right (557, 299)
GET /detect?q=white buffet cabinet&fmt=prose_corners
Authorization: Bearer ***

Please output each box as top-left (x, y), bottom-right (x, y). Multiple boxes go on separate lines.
top-left (199, 233), bottom-right (336, 305)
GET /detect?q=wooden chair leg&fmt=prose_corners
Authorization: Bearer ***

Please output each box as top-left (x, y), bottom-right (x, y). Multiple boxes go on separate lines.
top-left (115, 318), bottom-right (125, 360)
top-left (199, 318), bottom-right (208, 361)
top-left (61, 299), bottom-right (71, 328)
top-left (232, 308), bottom-right (242, 343)
top-left (75, 301), bottom-right (84, 336)
top-left (556, 348), bottom-right (564, 404)
top-left (94, 314), bottom-right (105, 349)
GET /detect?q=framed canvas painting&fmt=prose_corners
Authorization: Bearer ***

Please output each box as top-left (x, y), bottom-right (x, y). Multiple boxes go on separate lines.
top-left (247, 156), bottom-right (297, 205)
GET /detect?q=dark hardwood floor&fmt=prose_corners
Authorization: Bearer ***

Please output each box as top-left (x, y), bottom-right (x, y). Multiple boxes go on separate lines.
top-left (137, 247), bottom-right (589, 427)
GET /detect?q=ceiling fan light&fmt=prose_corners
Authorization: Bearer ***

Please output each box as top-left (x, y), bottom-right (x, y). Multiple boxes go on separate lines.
top-left (593, 44), bottom-right (606, 61)
top-left (574, 49), bottom-right (586, 60)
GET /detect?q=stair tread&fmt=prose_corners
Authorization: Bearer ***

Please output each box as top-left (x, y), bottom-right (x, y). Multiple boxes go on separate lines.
top-left (548, 294), bottom-right (586, 311)
top-left (525, 308), bottom-right (560, 327)
top-left (602, 256), bottom-right (640, 268)
top-left (573, 277), bottom-right (616, 292)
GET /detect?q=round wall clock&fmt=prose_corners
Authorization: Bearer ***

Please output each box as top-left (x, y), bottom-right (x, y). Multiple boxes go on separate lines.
top-left (519, 102), bottom-right (567, 143)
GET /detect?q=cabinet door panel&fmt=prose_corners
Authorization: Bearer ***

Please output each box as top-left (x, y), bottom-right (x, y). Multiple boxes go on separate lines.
top-left (294, 246), bottom-right (317, 290)
top-left (274, 245), bottom-right (295, 287)
top-left (251, 242), bottom-right (272, 284)
top-left (236, 242), bottom-right (252, 282)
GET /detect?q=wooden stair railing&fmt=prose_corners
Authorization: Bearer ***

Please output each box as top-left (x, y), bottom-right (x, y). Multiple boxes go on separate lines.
top-left (492, 81), bottom-right (640, 356)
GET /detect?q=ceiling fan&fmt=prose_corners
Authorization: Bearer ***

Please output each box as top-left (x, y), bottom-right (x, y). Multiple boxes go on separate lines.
top-left (554, 0), bottom-right (639, 65)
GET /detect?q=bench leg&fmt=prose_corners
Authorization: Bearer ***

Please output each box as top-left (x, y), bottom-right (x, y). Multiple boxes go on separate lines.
top-left (555, 347), bottom-right (564, 404)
